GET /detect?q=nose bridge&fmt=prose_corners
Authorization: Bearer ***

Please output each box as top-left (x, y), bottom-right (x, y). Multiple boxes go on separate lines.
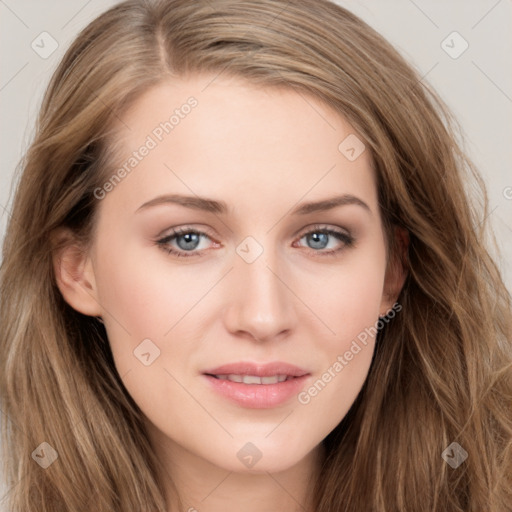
top-left (224, 235), bottom-right (296, 341)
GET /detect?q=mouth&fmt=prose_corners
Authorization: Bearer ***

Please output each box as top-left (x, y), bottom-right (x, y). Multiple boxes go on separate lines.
top-left (201, 361), bottom-right (310, 408)
top-left (205, 374), bottom-right (298, 384)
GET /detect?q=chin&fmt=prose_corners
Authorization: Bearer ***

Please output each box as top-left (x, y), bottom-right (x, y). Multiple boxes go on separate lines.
top-left (203, 437), bottom-right (318, 474)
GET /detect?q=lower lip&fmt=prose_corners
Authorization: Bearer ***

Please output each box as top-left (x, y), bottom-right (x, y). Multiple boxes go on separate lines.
top-left (203, 374), bottom-right (310, 409)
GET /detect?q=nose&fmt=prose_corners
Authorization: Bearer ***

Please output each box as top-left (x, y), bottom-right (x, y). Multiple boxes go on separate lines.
top-left (222, 246), bottom-right (297, 343)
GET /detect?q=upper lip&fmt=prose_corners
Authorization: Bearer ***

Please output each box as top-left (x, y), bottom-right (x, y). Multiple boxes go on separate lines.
top-left (203, 361), bottom-right (309, 377)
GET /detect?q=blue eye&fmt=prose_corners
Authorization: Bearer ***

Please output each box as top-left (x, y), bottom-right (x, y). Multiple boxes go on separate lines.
top-left (156, 224), bottom-right (354, 259)
top-left (294, 224), bottom-right (354, 257)
top-left (156, 228), bottom-right (211, 258)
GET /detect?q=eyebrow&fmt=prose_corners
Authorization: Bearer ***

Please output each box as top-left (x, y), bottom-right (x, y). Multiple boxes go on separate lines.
top-left (135, 193), bottom-right (371, 215)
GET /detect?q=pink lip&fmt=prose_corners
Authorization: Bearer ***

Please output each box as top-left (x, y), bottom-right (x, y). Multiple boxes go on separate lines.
top-left (203, 361), bottom-right (309, 378)
top-left (202, 361), bottom-right (310, 409)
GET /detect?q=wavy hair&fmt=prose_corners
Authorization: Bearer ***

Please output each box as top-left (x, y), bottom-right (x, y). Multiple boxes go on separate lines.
top-left (1, 0), bottom-right (511, 510)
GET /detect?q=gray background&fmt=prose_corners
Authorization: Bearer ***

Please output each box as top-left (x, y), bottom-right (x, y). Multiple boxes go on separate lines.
top-left (1, 0), bottom-right (511, 506)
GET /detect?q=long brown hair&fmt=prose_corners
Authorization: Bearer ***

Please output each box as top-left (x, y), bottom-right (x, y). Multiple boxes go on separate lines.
top-left (1, 1), bottom-right (511, 510)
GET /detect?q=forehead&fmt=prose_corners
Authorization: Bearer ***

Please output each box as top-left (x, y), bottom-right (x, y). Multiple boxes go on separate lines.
top-left (102, 74), bottom-right (377, 216)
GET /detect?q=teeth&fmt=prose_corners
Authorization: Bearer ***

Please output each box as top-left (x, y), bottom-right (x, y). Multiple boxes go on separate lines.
top-left (214, 374), bottom-right (291, 384)
top-left (242, 375), bottom-right (262, 384)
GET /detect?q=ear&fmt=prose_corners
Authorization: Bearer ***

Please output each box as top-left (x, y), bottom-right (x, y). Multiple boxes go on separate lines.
top-left (51, 228), bottom-right (102, 317)
top-left (379, 226), bottom-right (409, 316)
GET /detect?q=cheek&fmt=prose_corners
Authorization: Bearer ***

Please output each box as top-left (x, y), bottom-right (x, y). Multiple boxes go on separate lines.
top-left (91, 247), bottom-right (205, 423)
top-left (297, 244), bottom-right (386, 406)
top-left (307, 244), bottom-right (387, 350)
top-left (91, 238), bottom-right (209, 372)
top-left (296, 280), bottom-right (383, 440)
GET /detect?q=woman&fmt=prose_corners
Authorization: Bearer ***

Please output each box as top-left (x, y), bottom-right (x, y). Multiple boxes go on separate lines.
top-left (1, 0), bottom-right (511, 510)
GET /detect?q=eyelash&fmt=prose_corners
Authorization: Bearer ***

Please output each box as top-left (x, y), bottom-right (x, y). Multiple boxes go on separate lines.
top-left (155, 224), bottom-right (355, 259)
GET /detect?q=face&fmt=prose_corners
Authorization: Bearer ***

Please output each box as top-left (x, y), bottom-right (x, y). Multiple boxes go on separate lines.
top-left (61, 74), bottom-right (400, 475)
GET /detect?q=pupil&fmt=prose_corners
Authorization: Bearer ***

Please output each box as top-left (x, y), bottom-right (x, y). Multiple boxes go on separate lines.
top-left (308, 232), bottom-right (328, 249)
top-left (177, 233), bottom-right (200, 250)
